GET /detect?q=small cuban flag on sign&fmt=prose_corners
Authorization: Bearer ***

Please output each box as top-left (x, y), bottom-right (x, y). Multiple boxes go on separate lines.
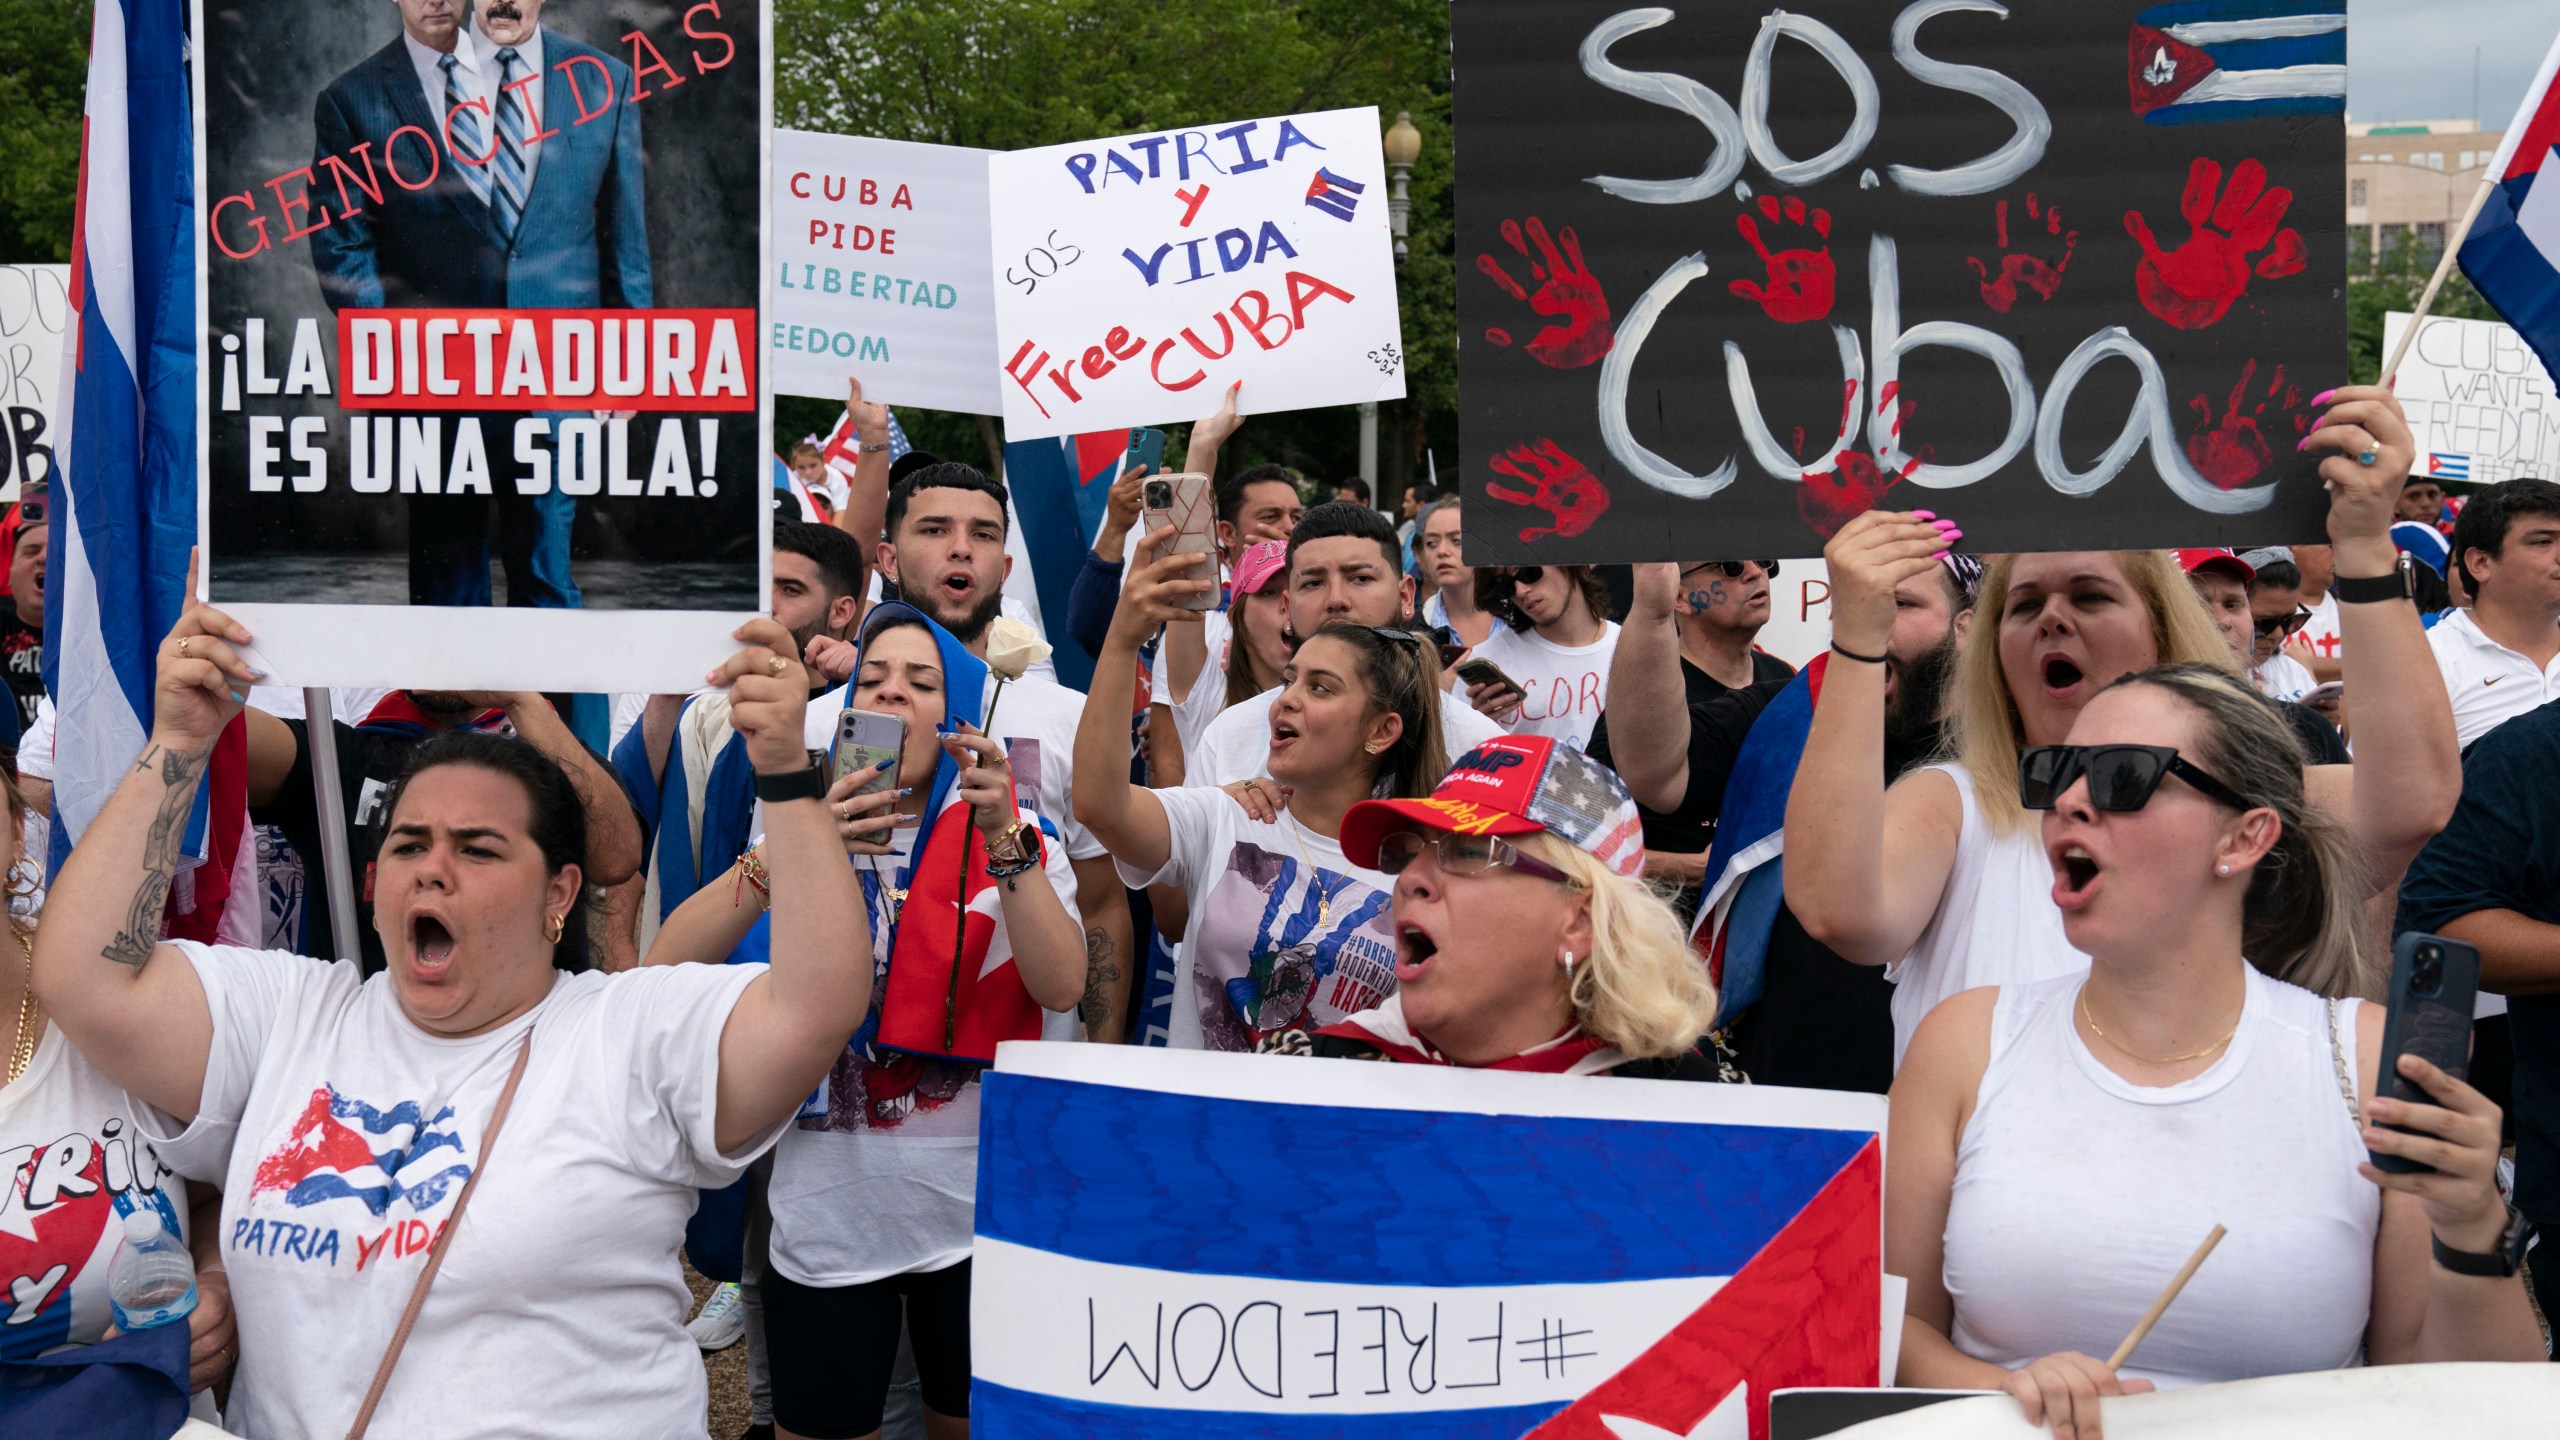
top-left (2126, 0), bottom-right (2347, 126)
top-left (2428, 453), bottom-right (2474, 482)
top-left (971, 1045), bottom-right (1886, 1440)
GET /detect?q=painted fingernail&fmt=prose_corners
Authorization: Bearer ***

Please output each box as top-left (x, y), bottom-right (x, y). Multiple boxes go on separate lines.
top-left (249, 668), bottom-right (271, 680)
top-left (1912, 510), bottom-right (1937, 521)
top-left (2387, 374), bottom-right (2399, 392)
top-left (229, 689), bottom-right (249, 703)
top-left (2295, 436), bottom-right (2311, 452)
top-left (2311, 388), bottom-right (2336, 407)
top-left (1945, 530), bottom-right (1964, 541)
top-left (874, 757), bottom-right (897, 771)
top-left (1934, 548), bottom-right (1951, 559)
top-left (896, 787), bottom-right (915, 798)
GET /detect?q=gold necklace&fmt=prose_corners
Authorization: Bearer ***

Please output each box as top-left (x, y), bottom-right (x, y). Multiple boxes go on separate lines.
top-left (1281, 816), bottom-right (1336, 930)
top-left (6, 928), bottom-right (37, 1086)
top-left (2078, 985), bottom-right (2238, 1066)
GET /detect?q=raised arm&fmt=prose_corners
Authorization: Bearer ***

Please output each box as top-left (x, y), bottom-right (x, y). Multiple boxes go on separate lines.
top-left (711, 621), bottom-right (871, 1154)
top-left (1606, 563), bottom-right (1692, 811)
top-left (30, 594), bottom-right (254, 1120)
top-left (2297, 387), bottom-right (2461, 886)
top-left (1782, 513), bottom-right (1966, 966)
top-left (833, 375), bottom-right (894, 557)
top-left (1183, 379), bottom-right (1243, 486)
top-left (1072, 528), bottom-right (1213, 878)
top-left (497, 693), bottom-right (646, 888)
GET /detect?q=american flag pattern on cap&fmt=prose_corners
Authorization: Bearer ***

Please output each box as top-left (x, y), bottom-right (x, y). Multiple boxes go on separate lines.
top-left (1431, 735), bottom-right (1648, 878)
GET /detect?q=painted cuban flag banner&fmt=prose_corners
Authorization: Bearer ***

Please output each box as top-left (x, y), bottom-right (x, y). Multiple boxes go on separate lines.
top-left (2459, 26), bottom-right (2560, 382)
top-left (2127, 0), bottom-right (2346, 126)
top-left (972, 1045), bottom-right (1885, 1440)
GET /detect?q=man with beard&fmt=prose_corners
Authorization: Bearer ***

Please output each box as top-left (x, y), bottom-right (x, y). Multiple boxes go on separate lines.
top-left (1596, 554), bottom-right (1977, 1093)
top-left (241, 686), bottom-right (645, 974)
top-left (825, 462), bottom-right (1137, 1043)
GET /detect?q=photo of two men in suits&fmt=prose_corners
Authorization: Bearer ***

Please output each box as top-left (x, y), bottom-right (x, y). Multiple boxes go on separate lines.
top-left (309, 0), bottom-right (651, 611)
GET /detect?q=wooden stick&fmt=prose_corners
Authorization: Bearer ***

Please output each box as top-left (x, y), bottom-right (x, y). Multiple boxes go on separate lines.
top-left (2106, 1224), bottom-right (2227, 1371)
top-left (2378, 173), bottom-right (2502, 387)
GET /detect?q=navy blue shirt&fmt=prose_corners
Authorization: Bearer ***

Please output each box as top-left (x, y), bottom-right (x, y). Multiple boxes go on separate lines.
top-left (2395, 697), bottom-right (2560, 1225)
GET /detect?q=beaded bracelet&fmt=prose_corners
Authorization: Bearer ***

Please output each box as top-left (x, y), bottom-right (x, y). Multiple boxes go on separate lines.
top-left (735, 846), bottom-right (772, 911)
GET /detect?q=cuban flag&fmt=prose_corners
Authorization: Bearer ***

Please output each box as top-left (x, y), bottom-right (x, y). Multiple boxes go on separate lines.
top-left (2127, 1), bottom-right (2346, 126)
top-left (45, 0), bottom-right (258, 943)
top-left (2458, 27), bottom-right (2560, 382)
top-left (1693, 657), bottom-right (1828, 1027)
top-left (999, 429), bottom-right (1147, 692)
top-left (973, 1045), bottom-right (1885, 1440)
top-left (2427, 453), bottom-right (2474, 482)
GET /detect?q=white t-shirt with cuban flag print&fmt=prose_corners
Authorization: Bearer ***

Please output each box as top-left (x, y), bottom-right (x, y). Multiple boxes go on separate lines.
top-left (1119, 786), bottom-right (1401, 1052)
top-left (1, 1025), bottom-right (191, 1362)
top-left (138, 944), bottom-right (779, 1440)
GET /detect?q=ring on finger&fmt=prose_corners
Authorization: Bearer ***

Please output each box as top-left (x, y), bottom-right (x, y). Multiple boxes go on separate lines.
top-left (176, 637), bottom-right (192, 659)
top-left (767, 655), bottom-right (789, 676)
top-left (2357, 447), bottom-right (2378, 466)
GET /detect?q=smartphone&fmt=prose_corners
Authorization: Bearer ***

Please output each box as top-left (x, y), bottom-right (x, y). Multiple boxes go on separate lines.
top-left (1436, 640), bottom-right (1468, 670)
top-left (1142, 471), bottom-right (1218, 611)
top-left (831, 708), bottom-right (905, 797)
top-left (2368, 931), bottom-right (2482, 1175)
top-left (1455, 657), bottom-right (1522, 696)
top-left (2303, 681), bottom-right (2345, 707)
top-left (1124, 427), bottom-right (1167, 478)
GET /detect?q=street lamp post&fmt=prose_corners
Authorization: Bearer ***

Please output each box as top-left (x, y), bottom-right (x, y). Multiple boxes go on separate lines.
top-left (1360, 110), bottom-right (1423, 499)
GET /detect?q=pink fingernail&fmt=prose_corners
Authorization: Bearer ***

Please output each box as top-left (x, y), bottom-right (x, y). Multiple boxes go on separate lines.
top-left (1912, 510), bottom-right (1937, 521)
top-left (2310, 388), bottom-right (2336, 407)
top-left (1932, 519), bottom-right (1959, 532)
top-left (1946, 529), bottom-right (1965, 540)
top-left (1934, 548), bottom-right (1951, 559)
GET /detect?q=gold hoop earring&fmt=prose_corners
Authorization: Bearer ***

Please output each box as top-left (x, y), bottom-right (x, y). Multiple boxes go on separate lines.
top-left (546, 914), bottom-right (566, 945)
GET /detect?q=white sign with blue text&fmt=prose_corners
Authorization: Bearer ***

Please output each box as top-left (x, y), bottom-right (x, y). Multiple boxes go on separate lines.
top-left (984, 106), bottom-right (1407, 441)
top-left (772, 130), bottom-right (1003, 414)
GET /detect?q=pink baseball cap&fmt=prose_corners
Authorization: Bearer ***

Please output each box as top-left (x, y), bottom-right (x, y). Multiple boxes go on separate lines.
top-left (1231, 540), bottom-right (1289, 597)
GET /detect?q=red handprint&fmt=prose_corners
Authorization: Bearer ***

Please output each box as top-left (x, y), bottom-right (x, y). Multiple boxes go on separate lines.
top-left (1728, 194), bottom-right (1835, 324)
top-left (1475, 218), bottom-right (1614, 368)
top-left (1797, 450), bottom-right (1922, 539)
top-left (2185, 358), bottom-right (2309, 491)
top-left (1967, 193), bottom-right (2079, 313)
top-left (1485, 439), bottom-right (1610, 543)
top-left (2123, 157), bottom-right (2309, 330)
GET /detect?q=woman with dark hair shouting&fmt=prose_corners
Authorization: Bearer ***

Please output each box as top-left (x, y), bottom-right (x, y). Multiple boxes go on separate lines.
top-left (31, 598), bottom-right (865, 1438)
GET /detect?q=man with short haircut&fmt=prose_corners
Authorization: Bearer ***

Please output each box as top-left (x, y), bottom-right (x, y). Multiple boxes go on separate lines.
top-left (1333, 476), bottom-right (1372, 509)
top-left (851, 462), bottom-right (1136, 1041)
top-left (1186, 502), bottom-right (1505, 789)
top-left (2400, 475), bottom-right (2448, 527)
top-left (2430, 478), bottom-right (2560, 751)
top-left (2177, 548), bottom-right (2347, 763)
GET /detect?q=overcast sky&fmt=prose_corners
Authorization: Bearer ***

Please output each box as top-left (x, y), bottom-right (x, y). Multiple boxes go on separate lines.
top-left (2347, 0), bottom-right (2552, 128)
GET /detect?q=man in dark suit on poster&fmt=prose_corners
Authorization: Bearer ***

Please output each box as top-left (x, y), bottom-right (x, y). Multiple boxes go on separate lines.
top-left (309, 0), bottom-right (652, 610)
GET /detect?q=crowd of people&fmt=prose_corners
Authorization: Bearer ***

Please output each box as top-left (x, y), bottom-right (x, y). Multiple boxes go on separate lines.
top-left (5, 376), bottom-right (2557, 1440)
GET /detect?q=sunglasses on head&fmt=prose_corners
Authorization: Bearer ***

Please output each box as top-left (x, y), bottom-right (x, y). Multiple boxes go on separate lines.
top-left (2017, 744), bottom-right (2255, 813)
top-left (2253, 607), bottom-right (2310, 639)
top-left (1680, 560), bottom-right (1780, 580)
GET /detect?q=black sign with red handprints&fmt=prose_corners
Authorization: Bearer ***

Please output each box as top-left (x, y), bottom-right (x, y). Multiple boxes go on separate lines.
top-left (1453, 0), bottom-right (2346, 563)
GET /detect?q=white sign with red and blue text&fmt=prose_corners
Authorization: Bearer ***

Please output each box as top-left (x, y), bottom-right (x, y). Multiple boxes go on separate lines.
top-left (971, 1043), bottom-right (1884, 1439)
top-left (984, 107), bottom-right (1407, 441)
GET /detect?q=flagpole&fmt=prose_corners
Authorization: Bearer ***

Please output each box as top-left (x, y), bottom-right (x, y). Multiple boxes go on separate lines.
top-left (302, 689), bottom-right (365, 964)
top-left (2377, 172), bottom-right (2502, 386)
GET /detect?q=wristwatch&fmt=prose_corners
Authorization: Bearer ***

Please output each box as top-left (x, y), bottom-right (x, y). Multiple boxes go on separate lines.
top-left (753, 751), bottom-right (829, 804)
top-left (985, 821), bottom-right (1043, 878)
top-left (2431, 1204), bottom-right (2531, 1278)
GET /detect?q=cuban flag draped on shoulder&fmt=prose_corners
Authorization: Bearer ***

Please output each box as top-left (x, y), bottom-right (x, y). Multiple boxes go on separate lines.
top-left (1693, 656), bottom-right (1829, 1029)
top-left (47, 0), bottom-right (257, 943)
top-left (972, 1045), bottom-right (1884, 1440)
top-left (2458, 25), bottom-right (2560, 381)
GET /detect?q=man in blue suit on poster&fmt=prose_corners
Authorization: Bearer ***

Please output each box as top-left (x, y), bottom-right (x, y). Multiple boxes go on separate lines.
top-left (309, 0), bottom-right (653, 611)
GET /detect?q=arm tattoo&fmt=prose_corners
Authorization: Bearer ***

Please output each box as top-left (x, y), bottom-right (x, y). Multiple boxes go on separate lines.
top-left (106, 744), bottom-right (209, 968)
top-left (1078, 924), bottom-right (1122, 1033)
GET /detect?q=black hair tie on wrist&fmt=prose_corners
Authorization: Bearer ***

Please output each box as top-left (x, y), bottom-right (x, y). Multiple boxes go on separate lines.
top-left (1831, 640), bottom-right (1888, 665)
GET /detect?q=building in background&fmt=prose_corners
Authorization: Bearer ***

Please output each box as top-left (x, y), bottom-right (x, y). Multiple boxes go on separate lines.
top-left (2348, 118), bottom-right (2505, 271)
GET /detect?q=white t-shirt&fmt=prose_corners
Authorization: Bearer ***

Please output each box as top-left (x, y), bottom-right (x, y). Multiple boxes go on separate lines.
top-left (1119, 786), bottom-right (1400, 1050)
top-left (140, 945), bottom-right (778, 1440)
top-left (2250, 651), bottom-right (2316, 704)
top-left (1, 1025), bottom-right (190, 1362)
top-left (1467, 622), bottom-right (1622, 750)
top-left (769, 804), bottom-right (1077, 1288)
top-left (1152, 609), bottom-right (1234, 767)
top-left (2294, 592), bottom-right (2342, 670)
top-left (1185, 685), bottom-right (1508, 789)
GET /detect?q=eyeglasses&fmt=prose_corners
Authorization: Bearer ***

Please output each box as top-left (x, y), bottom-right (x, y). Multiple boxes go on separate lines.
top-left (2017, 744), bottom-right (2255, 814)
top-left (2252, 607), bottom-right (2311, 639)
top-left (1508, 566), bottom-right (1544, 587)
top-left (1680, 560), bottom-right (1780, 580)
top-left (1373, 829), bottom-right (1578, 885)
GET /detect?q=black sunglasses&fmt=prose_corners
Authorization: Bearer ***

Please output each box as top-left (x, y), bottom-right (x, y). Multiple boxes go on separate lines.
top-left (1362, 624), bottom-right (1425, 650)
top-left (2018, 745), bottom-right (2255, 813)
top-left (1680, 560), bottom-right (1780, 580)
top-left (2252, 607), bottom-right (2310, 639)
top-left (1507, 566), bottom-right (1545, 586)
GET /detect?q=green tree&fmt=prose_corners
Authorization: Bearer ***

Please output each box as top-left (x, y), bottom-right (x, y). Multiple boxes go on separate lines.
top-left (0, 0), bottom-right (92, 261)
top-left (773, 0), bottom-right (1455, 494)
top-left (2346, 227), bottom-right (2500, 385)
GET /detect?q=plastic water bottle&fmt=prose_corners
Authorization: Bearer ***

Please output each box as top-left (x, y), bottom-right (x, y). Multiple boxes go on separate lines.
top-left (108, 1209), bottom-right (198, 1332)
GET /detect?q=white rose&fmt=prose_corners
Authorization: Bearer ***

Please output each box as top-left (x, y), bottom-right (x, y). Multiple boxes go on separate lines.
top-left (984, 615), bottom-right (1053, 682)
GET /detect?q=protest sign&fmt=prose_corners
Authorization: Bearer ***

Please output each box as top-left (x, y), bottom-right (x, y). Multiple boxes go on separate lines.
top-left (972, 1043), bottom-right (1884, 1438)
top-left (771, 131), bottom-right (1001, 413)
top-left (2383, 311), bottom-right (2559, 488)
top-left (0, 264), bottom-right (69, 503)
top-left (1452, 1), bottom-right (2348, 566)
top-left (986, 107), bottom-right (1407, 441)
top-left (192, 0), bottom-right (769, 691)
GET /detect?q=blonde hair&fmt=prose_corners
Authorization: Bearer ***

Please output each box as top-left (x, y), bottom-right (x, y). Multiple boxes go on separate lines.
top-left (2111, 664), bottom-right (2372, 998)
top-left (1533, 836), bottom-right (1720, 1059)
top-left (1950, 550), bottom-right (2239, 834)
